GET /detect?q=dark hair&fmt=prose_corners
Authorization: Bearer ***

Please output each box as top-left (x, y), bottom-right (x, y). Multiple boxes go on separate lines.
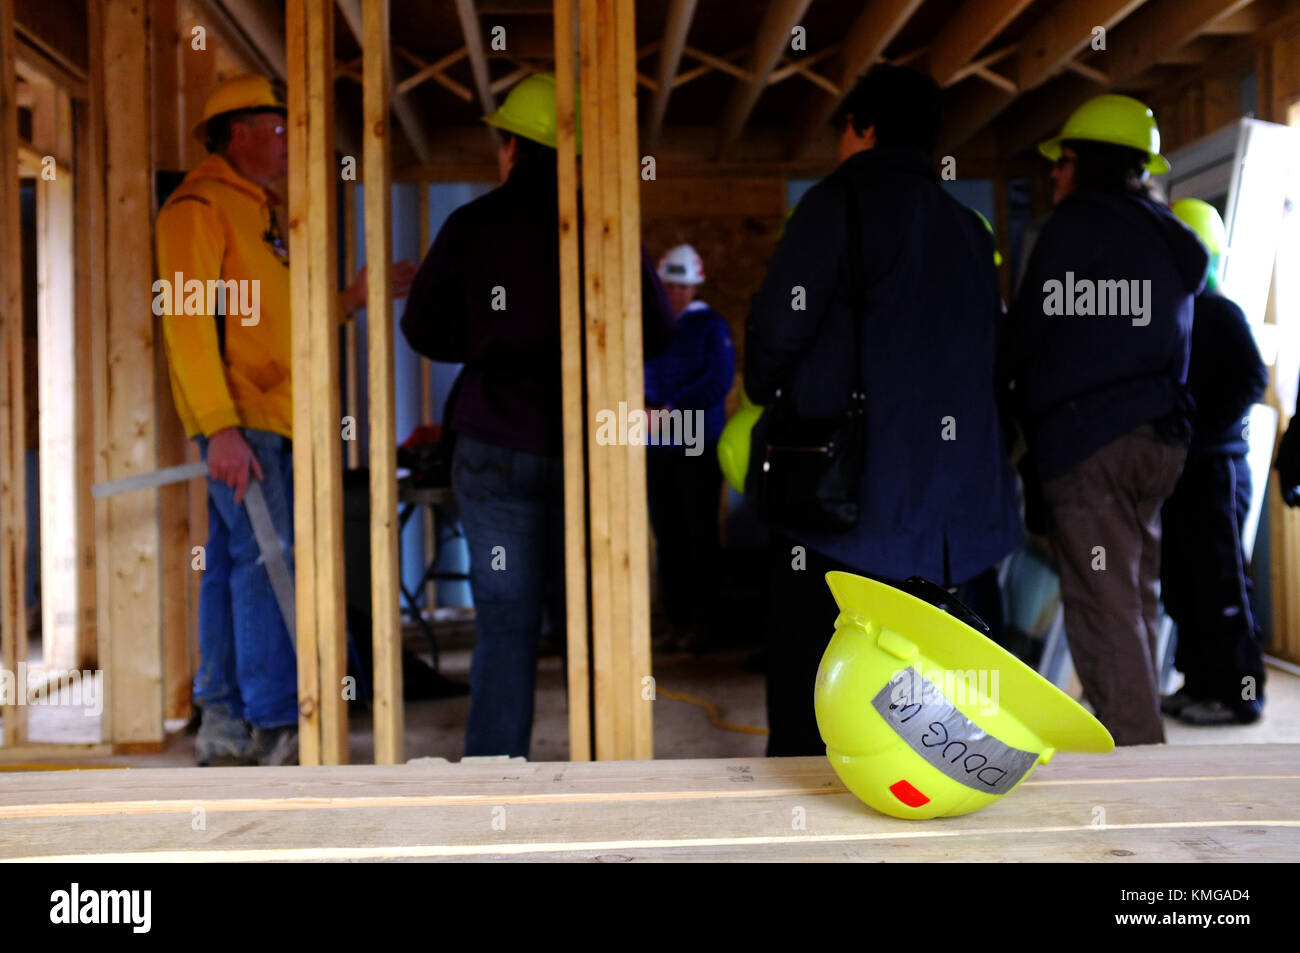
top-left (205, 107), bottom-right (286, 154)
top-left (1062, 139), bottom-right (1149, 195)
top-left (833, 63), bottom-right (941, 153)
top-left (504, 132), bottom-right (558, 177)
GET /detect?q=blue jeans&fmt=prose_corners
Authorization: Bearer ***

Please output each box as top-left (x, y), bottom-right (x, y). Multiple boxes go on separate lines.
top-left (452, 434), bottom-right (565, 758)
top-left (193, 428), bottom-right (299, 729)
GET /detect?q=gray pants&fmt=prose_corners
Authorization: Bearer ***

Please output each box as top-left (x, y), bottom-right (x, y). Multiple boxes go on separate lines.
top-left (1043, 425), bottom-right (1186, 746)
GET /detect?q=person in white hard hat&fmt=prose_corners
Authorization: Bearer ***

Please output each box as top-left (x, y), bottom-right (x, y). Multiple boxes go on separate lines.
top-left (645, 244), bottom-right (735, 652)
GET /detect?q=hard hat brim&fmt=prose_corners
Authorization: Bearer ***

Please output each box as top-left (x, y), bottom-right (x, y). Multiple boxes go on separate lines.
top-left (1038, 135), bottom-right (1170, 174)
top-left (824, 571), bottom-right (1114, 754)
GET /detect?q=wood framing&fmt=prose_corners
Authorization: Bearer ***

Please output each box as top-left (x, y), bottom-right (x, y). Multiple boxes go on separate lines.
top-left (1, 0), bottom-right (29, 746)
top-left (287, 0), bottom-right (349, 766)
top-left (455, 0), bottom-right (500, 146)
top-left (100, 0), bottom-right (163, 746)
top-left (716, 0), bottom-right (813, 158)
top-left (343, 182), bottom-right (359, 470)
top-left (927, 0), bottom-right (1034, 87)
top-left (553, 0), bottom-right (592, 762)
top-left (577, 0), bottom-right (652, 760)
top-left (362, 0), bottom-right (403, 766)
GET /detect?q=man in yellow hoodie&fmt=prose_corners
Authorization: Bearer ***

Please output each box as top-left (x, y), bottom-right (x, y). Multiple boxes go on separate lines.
top-left (156, 75), bottom-right (413, 765)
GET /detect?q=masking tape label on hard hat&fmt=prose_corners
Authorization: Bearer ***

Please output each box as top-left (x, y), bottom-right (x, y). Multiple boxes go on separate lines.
top-left (871, 668), bottom-right (1038, 795)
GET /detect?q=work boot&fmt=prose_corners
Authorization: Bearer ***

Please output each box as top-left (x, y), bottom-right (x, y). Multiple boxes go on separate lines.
top-left (195, 707), bottom-right (255, 767)
top-left (250, 725), bottom-right (300, 766)
top-left (1179, 699), bottom-right (1262, 726)
top-left (1159, 688), bottom-right (1199, 717)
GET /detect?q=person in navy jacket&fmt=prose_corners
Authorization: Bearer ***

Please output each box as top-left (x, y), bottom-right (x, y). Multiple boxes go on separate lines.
top-left (644, 245), bottom-right (735, 651)
top-left (1160, 199), bottom-right (1269, 727)
top-left (746, 65), bottom-right (1022, 756)
top-left (1003, 95), bottom-right (1209, 746)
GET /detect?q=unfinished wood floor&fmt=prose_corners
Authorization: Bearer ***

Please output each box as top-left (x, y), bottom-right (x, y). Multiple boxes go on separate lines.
top-left (0, 744), bottom-right (1295, 862)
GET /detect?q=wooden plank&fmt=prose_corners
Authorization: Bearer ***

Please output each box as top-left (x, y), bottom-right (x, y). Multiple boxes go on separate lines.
top-left (286, 0), bottom-right (321, 767)
top-left (416, 184), bottom-right (436, 615)
top-left (0, 747), bottom-right (1295, 862)
top-left (716, 0), bottom-right (813, 158)
top-left (362, 0), bottom-right (403, 766)
top-left (13, 32), bottom-right (88, 100)
top-left (35, 158), bottom-right (78, 673)
top-left (1102, 0), bottom-right (1256, 89)
top-left (0, 0), bottom-right (29, 746)
top-left (553, 0), bottom-right (591, 762)
top-left (615, 0), bottom-right (651, 761)
top-left (343, 183), bottom-right (359, 470)
top-left (100, 0), bottom-right (163, 746)
top-left (1017, 0), bottom-right (1147, 92)
top-left (151, 0), bottom-right (191, 724)
top-left (306, 0), bottom-right (348, 765)
top-left (927, 0), bottom-right (1034, 87)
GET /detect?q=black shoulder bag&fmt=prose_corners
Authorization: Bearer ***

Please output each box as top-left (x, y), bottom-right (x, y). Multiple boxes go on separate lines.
top-left (747, 175), bottom-right (867, 532)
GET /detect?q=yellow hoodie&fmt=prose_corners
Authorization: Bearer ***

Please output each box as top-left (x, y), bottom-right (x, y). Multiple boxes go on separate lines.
top-left (155, 154), bottom-right (292, 439)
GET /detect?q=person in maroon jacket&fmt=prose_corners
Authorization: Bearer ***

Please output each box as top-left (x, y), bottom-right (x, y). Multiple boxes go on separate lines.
top-left (401, 75), bottom-right (672, 757)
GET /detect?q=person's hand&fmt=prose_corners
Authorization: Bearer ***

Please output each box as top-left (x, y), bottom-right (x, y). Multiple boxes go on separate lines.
top-left (207, 428), bottom-right (263, 505)
top-left (342, 261), bottom-right (419, 314)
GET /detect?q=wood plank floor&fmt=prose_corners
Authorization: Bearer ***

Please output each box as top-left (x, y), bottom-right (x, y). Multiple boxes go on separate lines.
top-left (0, 745), bottom-right (1296, 862)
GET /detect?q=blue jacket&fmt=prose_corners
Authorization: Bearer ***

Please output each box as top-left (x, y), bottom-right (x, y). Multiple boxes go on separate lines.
top-left (1184, 290), bottom-right (1267, 458)
top-left (746, 146), bottom-right (1022, 585)
top-left (1003, 191), bottom-right (1208, 480)
top-left (645, 301), bottom-right (735, 445)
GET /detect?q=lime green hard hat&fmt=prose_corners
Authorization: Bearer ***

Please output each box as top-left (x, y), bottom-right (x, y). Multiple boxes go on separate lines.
top-left (971, 209), bottom-right (1003, 267)
top-left (1171, 198), bottom-right (1227, 257)
top-left (717, 397), bottom-right (763, 494)
top-left (482, 72), bottom-right (581, 153)
top-left (816, 572), bottom-right (1113, 819)
top-left (1038, 93), bottom-right (1169, 174)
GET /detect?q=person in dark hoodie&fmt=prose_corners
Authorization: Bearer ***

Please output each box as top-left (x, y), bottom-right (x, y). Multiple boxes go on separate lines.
top-left (746, 64), bottom-right (1022, 756)
top-left (1159, 199), bottom-right (1269, 726)
top-left (645, 244), bottom-right (735, 651)
top-left (1003, 94), bottom-right (1209, 746)
top-left (401, 74), bottom-right (673, 758)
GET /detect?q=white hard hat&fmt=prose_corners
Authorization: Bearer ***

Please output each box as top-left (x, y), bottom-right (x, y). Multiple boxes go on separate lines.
top-left (657, 244), bottom-right (705, 285)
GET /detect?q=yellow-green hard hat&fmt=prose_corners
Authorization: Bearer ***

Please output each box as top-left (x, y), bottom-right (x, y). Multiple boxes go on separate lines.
top-left (1038, 93), bottom-right (1169, 174)
top-left (717, 395), bottom-right (763, 493)
top-left (972, 209), bottom-right (1003, 267)
top-left (816, 572), bottom-right (1113, 819)
top-left (482, 72), bottom-right (581, 152)
top-left (1171, 198), bottom-right (1228, 257)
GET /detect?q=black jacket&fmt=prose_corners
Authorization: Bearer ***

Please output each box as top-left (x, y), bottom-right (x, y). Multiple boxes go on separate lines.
top-left (401, 162), bottom-right (672, 456)
top-left (746, 145), bottom-right (1021, 584)
top-left (1003, 191), bottom-right (1208, 480)
top-left (1185, 289), bottom-right (1267, 457)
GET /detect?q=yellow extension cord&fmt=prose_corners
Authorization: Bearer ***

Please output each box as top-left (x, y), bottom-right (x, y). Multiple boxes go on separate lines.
top-left (656, 685), bottom-right (769, 736)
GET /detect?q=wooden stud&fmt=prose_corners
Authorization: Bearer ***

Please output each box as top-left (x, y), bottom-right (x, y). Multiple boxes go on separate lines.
top-left (715, 0), bottom-right (813, 157)
top-left (553, 0), bottom-right (591, 762)
top-left (362, 0), bottom-right (403, 766)
top-left (100, 0), bottom-right (164, 746)
top-left (394, 47), bottom-right (468, 97)
top-left (455, 0), bottom-right (500, 145)
top-left (927, 0), bottom-right (1034, 87)
top-left (286, 0), bottom-right (322, 767)
top-left (343, 183), bottom-right (360, 470)
top-left (1, 0), bottom-right (29, 746)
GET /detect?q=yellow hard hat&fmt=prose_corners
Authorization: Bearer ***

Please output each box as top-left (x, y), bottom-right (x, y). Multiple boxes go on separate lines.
top-left (1171, 198), bottom-right (1228, 257)
top-left (717, 399), bottom-right (763, 493)
top-left (816, 572), bottom-right (1113, 819)
top-left (192, 74), bottom-right (286, 142)
top-left (972, 209), bottom-right (1004, 267)
top-left (482, 72), bottom-right (581, 153)
top-left (1038, 93), bottom-right (1169, 174)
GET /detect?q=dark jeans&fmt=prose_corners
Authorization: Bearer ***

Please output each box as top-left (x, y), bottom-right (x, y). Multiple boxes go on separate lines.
top-left (452, 434), bottom-right (565, 758)
top-left (1161, 452), bottom-right (1265, 712)
top-left (763, 533), bottom-right (1002, 757)
top-left (1043, 425), bottom-right (1186, 746)
top-left (647, 444), bottom-right (722, 629)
